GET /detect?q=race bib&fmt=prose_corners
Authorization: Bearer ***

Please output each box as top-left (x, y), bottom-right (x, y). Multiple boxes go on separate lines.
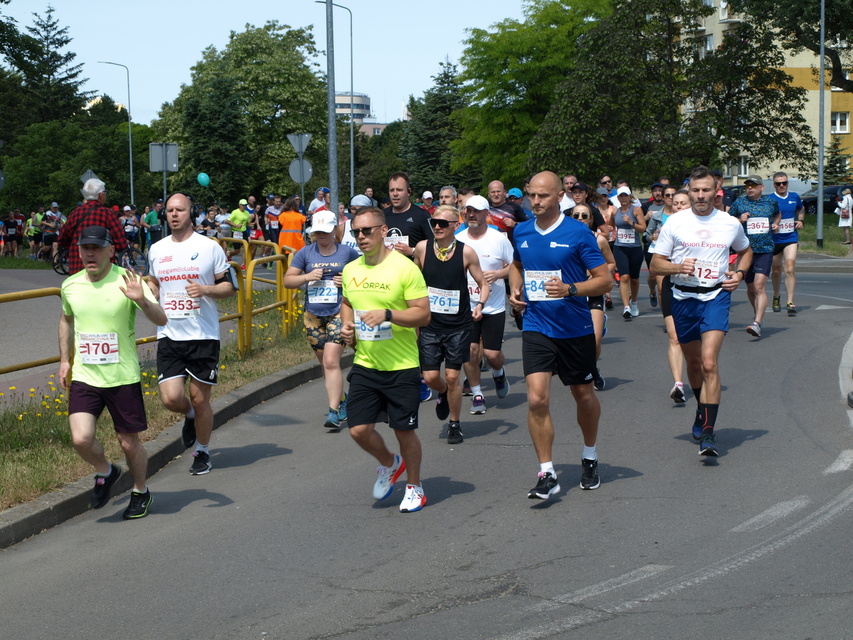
top-left (307, 280), bottom-right (338, 304)
top-left (524, 269), bottom-right (561, 302)
top-left (778, 219), bottom-right (795, 234)
top-left (269, 220), bottom-right (279, 229)
top-left (617, 228), bottom-right (636, 244)
top-left (163, 291), bottom-right (201, 318)
top-left (678, 259), bottom-right (722, 288)
top-left (746, 217), bottom-right (770, 235)
top-left (124, 225), bottom-right (136, 233)
top-left (384, 235), bottom-right (409, 249)
top-left (428, 286), bottom-right (460, 314)
top-left (467, 277), bottom-right (480, 299)
top-left (206, 229), bottom-right (217, 237)
top-left (78, 332), bottom-right (119, 365)
top-left (233, 231), bottom-right (244, 240)
top-left (354, 310), bottom-right (392, 341)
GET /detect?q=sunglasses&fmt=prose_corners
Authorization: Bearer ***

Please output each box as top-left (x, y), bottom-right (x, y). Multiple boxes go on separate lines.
top-left (774, 181), bottom-right (788, 186)
top-left (600, 180), bottom-right (612, 185)
top-left (430, 218), bottom-right (453, 228)
top-left (350, 225), bottom-right (380, 237)
top-left (572, 213), bottom-right (590, 220)
top-left (663, 193), bottom-right (675, 198)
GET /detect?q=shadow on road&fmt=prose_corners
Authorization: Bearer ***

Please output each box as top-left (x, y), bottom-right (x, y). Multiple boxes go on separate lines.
top-left (96, 488), bottom-right (235, 520)
top-left (209, 442), bottom-right (292, 469)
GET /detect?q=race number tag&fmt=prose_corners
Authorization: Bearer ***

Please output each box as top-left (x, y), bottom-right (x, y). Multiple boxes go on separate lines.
top-left (383, 235), bottom-right (409, 249)
top-left (269, 220), bottom-right (279, 230)
top-left (617, 228), bottom-right (636, 244)
top-left (354, 310), bottom-right (392, 341)
top-left (746, 218), bottom-right (770, 235)
top-left (428, 286), bottom-right (460, 314)
top-left (524, 269), bottom-right (561, 302)
top-left (233, 231), bottom-right (244, 240)
top-left (778, 219), bottom-right (795, 234)
top-left (678, 259), bottom-right (722, 288)
top-left (467, 277), bottom-right (480, 299)
top-left (307, 280), bottom-right (337, 304)
top-left (78, 332), bottom-right (119, 365)
top-left (164, 292), bottom-right (201, 318)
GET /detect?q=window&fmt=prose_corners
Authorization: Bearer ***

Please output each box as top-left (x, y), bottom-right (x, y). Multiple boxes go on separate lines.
top-left (737, 157), bottom-right (749, 177)
top-left (373, 127), bottom-right (381, 136)
top-left (831, 112), bottom-right (850, 134)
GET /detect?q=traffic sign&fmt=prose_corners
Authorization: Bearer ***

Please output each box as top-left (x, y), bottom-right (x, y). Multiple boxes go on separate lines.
top-left (149, 143), bottom-right (178, 172)
top-left (289, 158), bottom-right (313, 185)
top-left (80, 169), bottom-right (99, 183)
top-left (287, 133), bottom-right (312, 157)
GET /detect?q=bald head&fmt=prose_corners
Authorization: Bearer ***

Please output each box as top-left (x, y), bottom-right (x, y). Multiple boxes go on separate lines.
top-left (528, 171), bottom-right (563, 219)
top-left (165, 193), bottom-right (194, 234)
top-left (488, 180), bottom-right (507, 206)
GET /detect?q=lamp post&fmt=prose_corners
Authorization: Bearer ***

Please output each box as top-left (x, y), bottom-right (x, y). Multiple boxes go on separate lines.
top-left (98, 61), bottom-right (134, 205)
top-left (316, 0), bottom-right (354, 200)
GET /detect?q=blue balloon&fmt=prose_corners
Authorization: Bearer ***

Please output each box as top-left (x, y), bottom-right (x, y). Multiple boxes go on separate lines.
top-left (197, 172), bottom-right (210, 187)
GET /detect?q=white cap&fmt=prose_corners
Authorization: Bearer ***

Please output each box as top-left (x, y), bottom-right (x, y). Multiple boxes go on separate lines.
top-left (422, 191), bottom-right (433, 199)
top-left (616, 186), bottom-right (632, 196)
top-left (309, 211), bottom-right (337, 234)
top-left (51, 202), bottom-right (59, 207)
top-left (123, 205), bottom-right (132, 211)
top-left (350, 194), bottom-right (372, 207)
top-left (465, 195), bottom-right (489, 211)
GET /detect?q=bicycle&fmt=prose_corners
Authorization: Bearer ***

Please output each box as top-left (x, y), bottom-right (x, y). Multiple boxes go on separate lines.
top-left (52, 246), bottom-right (149, 276)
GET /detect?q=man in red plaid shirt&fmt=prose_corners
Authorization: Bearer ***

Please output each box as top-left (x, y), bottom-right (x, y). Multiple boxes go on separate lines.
top-left (58, 179), bottom-right (128, 275)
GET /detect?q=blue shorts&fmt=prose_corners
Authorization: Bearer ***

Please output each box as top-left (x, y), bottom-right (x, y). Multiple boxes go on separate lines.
top-left (671, 290), bottom-right (731, 344)
top-left (745, 252), bottom-right (773, 282)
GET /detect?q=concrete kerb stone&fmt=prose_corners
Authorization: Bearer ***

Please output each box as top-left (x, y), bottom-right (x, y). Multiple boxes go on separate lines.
top-left (0, 353), bottom-right (355, 550)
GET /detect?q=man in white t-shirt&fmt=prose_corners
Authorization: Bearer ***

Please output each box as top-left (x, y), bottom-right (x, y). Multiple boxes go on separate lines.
top-left (455, 195), bottom-right (515, 415)
top-left (147, 193), bottom-right (236, 475)
top-left (651, 166), bottom-right (752, 458)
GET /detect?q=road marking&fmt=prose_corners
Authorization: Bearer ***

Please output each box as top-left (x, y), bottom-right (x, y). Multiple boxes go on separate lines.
top-left (526, 564), bottom-right (671, 612)
top-left (730, 497), bottom-right (810, 532)
top-left (840, 331), bottom-right (853, 432)
top-left (816, 304), bottom-right (853, 310)
top-left (496, 482), bottom-right (853, 640)
top-left (824, 450), bottom-right (853, 474)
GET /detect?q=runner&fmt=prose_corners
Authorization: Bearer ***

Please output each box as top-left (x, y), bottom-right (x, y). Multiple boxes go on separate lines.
top-left (651, 166), bottom-right (752, 457)
top-left (509, 171), bottom-right (612, 499)
top-left (59, 225), bottom-right (167, 518)
top-left (413, 205), bottom-right (489, 445)
top-left (610, 186), bottom-right (647, 320)
top-left (455, 195), bottom-right (515, 414)
top-left (284, 211), bottom-right (360, 429)
top-left (768, 171), bottom-right (805, 315)
top-left (340, 207), bottom-right (431, 512)
top-left (147, 193), bottom-right (237, 475)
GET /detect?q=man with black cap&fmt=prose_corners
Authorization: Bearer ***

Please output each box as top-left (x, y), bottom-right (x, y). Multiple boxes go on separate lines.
top-left (59, 225), bottom-right (167, 518)
top-left (642, 182), bottom-right (667, 306)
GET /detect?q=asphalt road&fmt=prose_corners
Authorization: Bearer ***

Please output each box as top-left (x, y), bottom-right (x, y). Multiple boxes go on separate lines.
top-left (0, 272), bottom-right (852, 639)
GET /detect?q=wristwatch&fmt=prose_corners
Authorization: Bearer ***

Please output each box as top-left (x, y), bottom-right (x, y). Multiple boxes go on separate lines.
top-left (385, 309), bottom-right (393, 322)
top-left (567, 283), bottom-right (578, 297)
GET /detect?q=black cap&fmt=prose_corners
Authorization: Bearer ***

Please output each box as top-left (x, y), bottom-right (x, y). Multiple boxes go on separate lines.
top-left (710, 169), bottom-right (723, 177)
top-left (650, 182), bottom-right (665, 190)
top-left (77, 225), bottom-right (112, 247)
top-left (570, 182), bottom-right (589, 191)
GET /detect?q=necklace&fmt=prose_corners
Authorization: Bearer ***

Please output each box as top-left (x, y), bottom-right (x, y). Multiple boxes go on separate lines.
top-left (434, 239), bottom-right (456, 262)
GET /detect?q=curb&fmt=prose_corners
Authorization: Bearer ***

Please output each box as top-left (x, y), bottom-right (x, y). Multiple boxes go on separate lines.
top-left (0, 353), bottom-right (354, 550)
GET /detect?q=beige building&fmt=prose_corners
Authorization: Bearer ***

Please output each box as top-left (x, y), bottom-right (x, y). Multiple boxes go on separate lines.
top-left (334, 92), bottom-right (372, 124)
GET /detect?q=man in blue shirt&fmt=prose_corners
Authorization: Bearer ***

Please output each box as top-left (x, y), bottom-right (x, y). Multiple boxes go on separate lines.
top-left (509, 171), bottom-right (611, 500)
top-left (768, 171), bottom-right (805, 315)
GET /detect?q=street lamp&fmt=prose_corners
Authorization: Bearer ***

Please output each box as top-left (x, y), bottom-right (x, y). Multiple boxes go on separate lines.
top-left (98, 61), bottom-right (134, 205)
top-left (316, 0), bottom-right (354, 200)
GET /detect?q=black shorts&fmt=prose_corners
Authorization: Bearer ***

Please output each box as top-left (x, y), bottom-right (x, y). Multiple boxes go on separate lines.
top-left (156, 337), bottom-right (220, 385)
top-left (68, 381), bottom-right (148, 434)
top-left (660, 275), bottom-right (674, 318)
top-left (346, 365), bottom-right (420, 430)
top-left (419, 327), bottom-right (471, 370)
top-left (522, 331), bottom-right (597, 386)
top-left (31, 232), bottom-right (43, 244)
top-left (745, 252), bottom-right (773, 283)
top-left (470, 312), bottom-right (505, 352)
top-left (587, 295), bottom-right (604, 311)
top-left (43, 233), bottom-right (58, 244)
top-left (773, 241), bottom-right (797, 256)
top-left (613, 245), bottom-right (644, 280)
top-left (5, 233), bottom-right (18, 243)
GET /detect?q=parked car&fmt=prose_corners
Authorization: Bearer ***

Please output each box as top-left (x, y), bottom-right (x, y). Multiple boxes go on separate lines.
top-left (801, 185), bottom-right (853, 215)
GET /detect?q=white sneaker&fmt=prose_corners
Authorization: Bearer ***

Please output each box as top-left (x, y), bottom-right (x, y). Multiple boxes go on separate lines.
top-left (629, 301), bottom-right (639, 317)
top-left (399, 484), bottom-right (426, 512)
top-left (373, 454), bottom-right (405, 500)
top-left (622, 306), bottom-right (632, 319)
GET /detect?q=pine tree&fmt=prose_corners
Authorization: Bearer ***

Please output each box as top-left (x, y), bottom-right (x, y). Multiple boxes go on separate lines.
top-left (824, 135), bottom-right (851, 184)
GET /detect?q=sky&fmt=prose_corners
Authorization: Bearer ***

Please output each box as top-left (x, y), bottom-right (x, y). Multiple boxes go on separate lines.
top-left (3, 0), bottom-right (528, 126)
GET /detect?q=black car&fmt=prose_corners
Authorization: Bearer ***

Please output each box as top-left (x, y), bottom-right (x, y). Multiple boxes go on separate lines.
top-left (801, 185), bottom-right (853, 215)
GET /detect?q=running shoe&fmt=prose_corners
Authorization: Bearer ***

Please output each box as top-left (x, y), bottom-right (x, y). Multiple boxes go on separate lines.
top-left (182, 416), bottom-right (196, 449)
top-left (772, 296), bottom-right (781, 312)
top-left (670, 381), bottom-right (686, 404)
top-left (593, 367), bottom-right (605, 391)
top-left (399, 484), bottom-right (427, 512)
top-left (746, 321), bottom-right (762, 338)
top-left (604, 295), bottom-right (613, 310)
top-left (337, 393), bottom-right (348, 422)
top-left (190, 450), bottom-right (212, 475)
top-left (122, 490), bottom-right (152, 520)
top-left (629, 301), bottom-right (639, 317)
top-left (787, 303), bottom-right (797, 316)
top-left (698, 431), bottom-right (719, 457)
top-left (470, 394), bottom-right (487, 414)
top-left (420, 380), bottom-right (433, 402)
top-left (462, 378), bottom-right (472, 396)
top-left (493, 370), bottom-right (510, 399)
top-left (622, 306), bottom-right (632, 320)
top-left (90, 463), bottom-right (121, 509)
top-left (580, 458), bottom-right (600, 490)
top-left (373, 454), bottom-right (406, 500)
top-left (528, 471), bottom-right (560, 500)
top-left (324, 408), bottom-right (341, 429)
top-left (649, 292), bottom-right (658, 308)
top-left (447, 421), bottom-right (463, 444)
top-left (435, 389), bottom-right (450, 421)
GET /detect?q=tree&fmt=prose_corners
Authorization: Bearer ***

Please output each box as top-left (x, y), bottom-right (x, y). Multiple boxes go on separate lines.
top-left (730, 0), bottom-right (853, 93)
top-left (354, 121), bottom-right (405, 200)
top-left (824, 135), bottom-right (852, 183)
top-left (526, 0), bottom-right (815, 185)
top-left (400, 62), bottom-right (477, 195)
top-left (452, 0), bottom-right (612, 187)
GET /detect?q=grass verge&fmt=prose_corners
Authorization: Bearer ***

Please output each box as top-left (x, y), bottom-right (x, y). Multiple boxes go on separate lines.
top-left (0, 289), bottom-right (314, 511)
top-left (0, 255), bottom-right (53, 269)
top-left (799, 215), bottom-right (852, 256)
